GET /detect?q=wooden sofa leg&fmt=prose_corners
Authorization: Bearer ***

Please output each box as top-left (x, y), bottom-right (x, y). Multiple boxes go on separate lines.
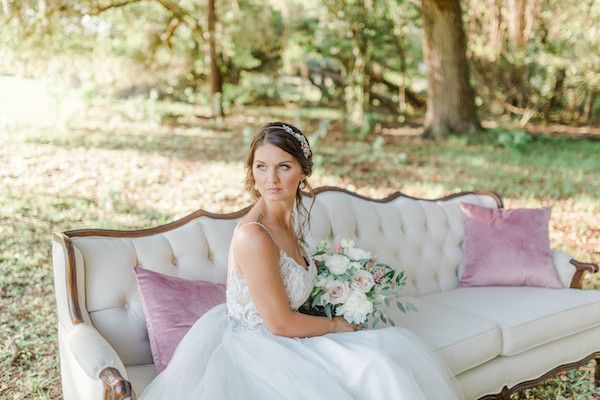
top-left (595, 358), bottom-right (600, 386)
top-left (100, 367), bottom-right (133, 400)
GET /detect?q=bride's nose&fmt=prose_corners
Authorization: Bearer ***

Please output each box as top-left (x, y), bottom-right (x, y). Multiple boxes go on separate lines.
top-left (268, 168), bottom-right (280, 184)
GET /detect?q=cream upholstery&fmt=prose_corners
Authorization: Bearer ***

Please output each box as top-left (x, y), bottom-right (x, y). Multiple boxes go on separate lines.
top-left (125, 364), bottom-right (156, 396)
top-left (422, 287), bottom-right (600, 356)
top-left (552, 250), bottom-right (579, 287)
top-left (52, 190), bottom-right (599, 399)
top-left (382, 297), bottom-right (502, 375)
top-left (67, 322), bottom-right (127, 379)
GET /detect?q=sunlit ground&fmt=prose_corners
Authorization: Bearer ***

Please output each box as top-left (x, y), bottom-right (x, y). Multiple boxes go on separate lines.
top-left (1, 77), bottom-right (599, 398)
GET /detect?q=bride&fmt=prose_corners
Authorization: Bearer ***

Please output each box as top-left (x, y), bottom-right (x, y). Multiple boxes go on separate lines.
top-left (140, 122), bottom-right (463, 399)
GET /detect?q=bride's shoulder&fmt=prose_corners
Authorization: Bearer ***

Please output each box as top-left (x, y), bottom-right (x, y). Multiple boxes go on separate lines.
top-left (232, 221), bottom-right (277, 259)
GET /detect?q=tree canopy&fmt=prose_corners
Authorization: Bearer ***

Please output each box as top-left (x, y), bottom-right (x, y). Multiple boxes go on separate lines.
top-left (1, 0), bottom-right (598, 133)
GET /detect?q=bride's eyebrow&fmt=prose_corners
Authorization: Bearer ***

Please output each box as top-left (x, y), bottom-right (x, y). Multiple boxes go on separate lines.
top-left (254, 159), bottom-right (295, 164)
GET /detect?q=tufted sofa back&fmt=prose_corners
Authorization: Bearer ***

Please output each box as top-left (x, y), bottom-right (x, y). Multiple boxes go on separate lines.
top-left (62, 189), bottom-right (500, 366)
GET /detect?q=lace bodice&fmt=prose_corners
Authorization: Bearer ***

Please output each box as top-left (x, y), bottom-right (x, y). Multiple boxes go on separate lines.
top-left (226, 222), bottom-right (317, 330)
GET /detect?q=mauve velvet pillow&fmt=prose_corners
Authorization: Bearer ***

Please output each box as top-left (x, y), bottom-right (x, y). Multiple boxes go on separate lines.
top-left (134, 267), bottom-right (226, 372)
top-left (459, 203), bottom-right (562, 288)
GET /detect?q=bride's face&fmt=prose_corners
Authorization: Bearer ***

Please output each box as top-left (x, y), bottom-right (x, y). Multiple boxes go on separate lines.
top-left (252, 143), bottom-right (305, 201)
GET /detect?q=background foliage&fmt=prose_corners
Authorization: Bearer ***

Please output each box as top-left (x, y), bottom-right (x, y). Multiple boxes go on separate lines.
top-left (1, 0), bottom-right (599, 398)
top-left (2, 0), bottom-right (599, 127)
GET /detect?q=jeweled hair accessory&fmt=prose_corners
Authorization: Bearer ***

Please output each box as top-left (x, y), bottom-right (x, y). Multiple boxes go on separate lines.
top-left (281, 124), bottom-right (311, 159)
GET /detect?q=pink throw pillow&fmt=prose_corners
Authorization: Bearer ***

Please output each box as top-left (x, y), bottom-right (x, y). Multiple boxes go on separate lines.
top-left (134, 267), bottom-right (226, 372)
top-left (459, 203), bottom-right (562, 288)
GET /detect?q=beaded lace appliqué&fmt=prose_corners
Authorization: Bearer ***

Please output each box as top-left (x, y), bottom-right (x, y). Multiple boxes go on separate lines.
top-left (226, 247), bottom-right (316, 330)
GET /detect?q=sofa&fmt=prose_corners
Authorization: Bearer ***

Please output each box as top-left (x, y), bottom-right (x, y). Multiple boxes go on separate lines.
top-left (52, 187), bottom-right (600, 399)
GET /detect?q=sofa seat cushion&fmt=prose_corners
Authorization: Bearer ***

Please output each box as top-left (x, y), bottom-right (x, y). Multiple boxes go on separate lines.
top-left (126, 364), bottom-right (157, 396)
top-left (421, 287), bottom-right (600, 356)
top-left (383, 297), bottom-right (502, 374)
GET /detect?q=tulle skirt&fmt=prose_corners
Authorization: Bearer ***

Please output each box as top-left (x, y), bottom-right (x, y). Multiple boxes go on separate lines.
top-left (140, 304), bottom-right (463, 399)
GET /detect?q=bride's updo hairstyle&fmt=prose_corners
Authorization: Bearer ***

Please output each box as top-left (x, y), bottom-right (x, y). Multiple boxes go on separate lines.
top-left (245, 122), bottom-right (315, 240)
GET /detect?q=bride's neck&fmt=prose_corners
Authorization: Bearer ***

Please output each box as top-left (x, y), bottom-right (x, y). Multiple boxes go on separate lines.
top-left (258, 197), bottom-right (295, 230)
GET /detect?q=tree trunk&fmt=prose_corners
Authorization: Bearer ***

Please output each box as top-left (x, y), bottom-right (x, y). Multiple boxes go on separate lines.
top-left (206, 0), bottom-right (223, 118)
top-left (421, 0), bottom-right (479, 138)
top-left (395, 39), bottom-right (409, 113)
top-left (582, 89), bottom-right (595, 123)
top-left (488, 0), bottom-right (503, 59)
top-left (523, 0), bottom-right (540, 43)
top-left (345, 48), bottom-right (366, 127)
top-left (546, 67), bottom-right (566, 113)
top-left (507, 0), bottom-right (527, 50)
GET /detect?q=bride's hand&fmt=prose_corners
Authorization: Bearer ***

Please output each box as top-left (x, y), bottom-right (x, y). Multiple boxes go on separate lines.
top-left (332, 317), bottom-right (361, 333)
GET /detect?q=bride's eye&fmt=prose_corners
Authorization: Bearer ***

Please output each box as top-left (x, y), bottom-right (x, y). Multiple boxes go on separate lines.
top-left (255, 164), bottom-right (266, 171)
top-left (279, 164), bottom-right (290, 170)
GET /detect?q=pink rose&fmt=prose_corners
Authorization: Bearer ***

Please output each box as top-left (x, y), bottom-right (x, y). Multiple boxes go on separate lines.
top-left (332, 243), bottom-right (342, 254)
top-left (372, 268), bottom-right (386, 284)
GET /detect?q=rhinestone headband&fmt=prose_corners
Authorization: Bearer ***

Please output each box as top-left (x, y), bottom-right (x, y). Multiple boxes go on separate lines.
top-left (281, 124), bottom-right (311, 159)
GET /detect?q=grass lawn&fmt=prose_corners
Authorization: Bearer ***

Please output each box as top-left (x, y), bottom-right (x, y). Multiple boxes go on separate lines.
top-left (1, 96), bottom-right (599, 399)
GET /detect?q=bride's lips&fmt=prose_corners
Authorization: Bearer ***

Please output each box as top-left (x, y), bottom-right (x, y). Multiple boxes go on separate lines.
top-left (267, 188), bottom-right (282, 192)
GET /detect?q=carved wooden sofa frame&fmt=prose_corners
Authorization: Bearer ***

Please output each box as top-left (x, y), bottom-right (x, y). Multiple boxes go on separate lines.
top-left (53, 187), bottom-right (599, 400)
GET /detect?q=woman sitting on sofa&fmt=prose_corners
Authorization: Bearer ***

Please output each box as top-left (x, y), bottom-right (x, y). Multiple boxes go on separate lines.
top-left (140, 122), bottom-right (463, 399)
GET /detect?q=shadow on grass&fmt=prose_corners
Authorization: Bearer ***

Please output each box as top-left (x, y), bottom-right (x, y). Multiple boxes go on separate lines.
top-left (24, 127), bottom-right (246, 163)
top-left (19, 120), bottom-right (600, 201)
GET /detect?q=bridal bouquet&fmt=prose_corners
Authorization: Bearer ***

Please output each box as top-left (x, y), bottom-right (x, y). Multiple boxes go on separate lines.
top-left (301, 239), bottom-right (415, 328)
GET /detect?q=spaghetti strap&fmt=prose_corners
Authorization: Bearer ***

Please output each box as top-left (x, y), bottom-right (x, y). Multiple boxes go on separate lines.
top-left (238, 221), bottom-right (280, 250)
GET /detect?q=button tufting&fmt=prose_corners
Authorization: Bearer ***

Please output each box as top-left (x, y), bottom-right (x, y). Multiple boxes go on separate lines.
top-left (124, 303), bottom-right (130, 310)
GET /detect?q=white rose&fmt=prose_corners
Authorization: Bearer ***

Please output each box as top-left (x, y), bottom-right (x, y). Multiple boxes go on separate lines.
top-left (351, 270), bottom-right (375, 293)
top-left (336, 290), bottom-right (373, 325)
top-left (340, 238), bottom-right (356, 248)
top-left (325, 254), bottom-right (350, 275)
top-left (344, 246), bottom-right (371, 261)
top-left (326, 280), bottom-right (350, 304)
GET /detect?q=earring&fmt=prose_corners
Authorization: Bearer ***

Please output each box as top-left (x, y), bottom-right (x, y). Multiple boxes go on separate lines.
top-left (299, 180), bottom-right (306, 190)
top-left (253, 184), bottom-right (258, 191)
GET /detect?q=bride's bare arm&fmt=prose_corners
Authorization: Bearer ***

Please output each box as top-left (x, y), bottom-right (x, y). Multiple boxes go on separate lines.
top-left (233, 225), bottom-right (354, 337)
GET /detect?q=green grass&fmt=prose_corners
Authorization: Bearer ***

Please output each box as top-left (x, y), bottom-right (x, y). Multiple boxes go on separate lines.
top-left (0, 98), bottom-right (599, 399)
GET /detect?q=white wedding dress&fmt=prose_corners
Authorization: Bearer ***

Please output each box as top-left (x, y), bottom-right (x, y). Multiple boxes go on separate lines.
top-left (140, 222), bottom-right (463, 399)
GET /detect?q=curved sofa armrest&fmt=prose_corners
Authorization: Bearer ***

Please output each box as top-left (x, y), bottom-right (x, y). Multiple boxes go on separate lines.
top-left (552, 250), bottom-right (599, 289)
top-left (68, 323), bottom-right (134, 399)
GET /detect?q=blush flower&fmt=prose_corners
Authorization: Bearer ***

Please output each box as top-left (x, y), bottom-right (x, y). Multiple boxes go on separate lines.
top-left (372, 268), bottom-right (386, 284)
top-left (326, 280), bottom-right (350, 304)
top-left (351, 270), bottom-right (375, 293)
